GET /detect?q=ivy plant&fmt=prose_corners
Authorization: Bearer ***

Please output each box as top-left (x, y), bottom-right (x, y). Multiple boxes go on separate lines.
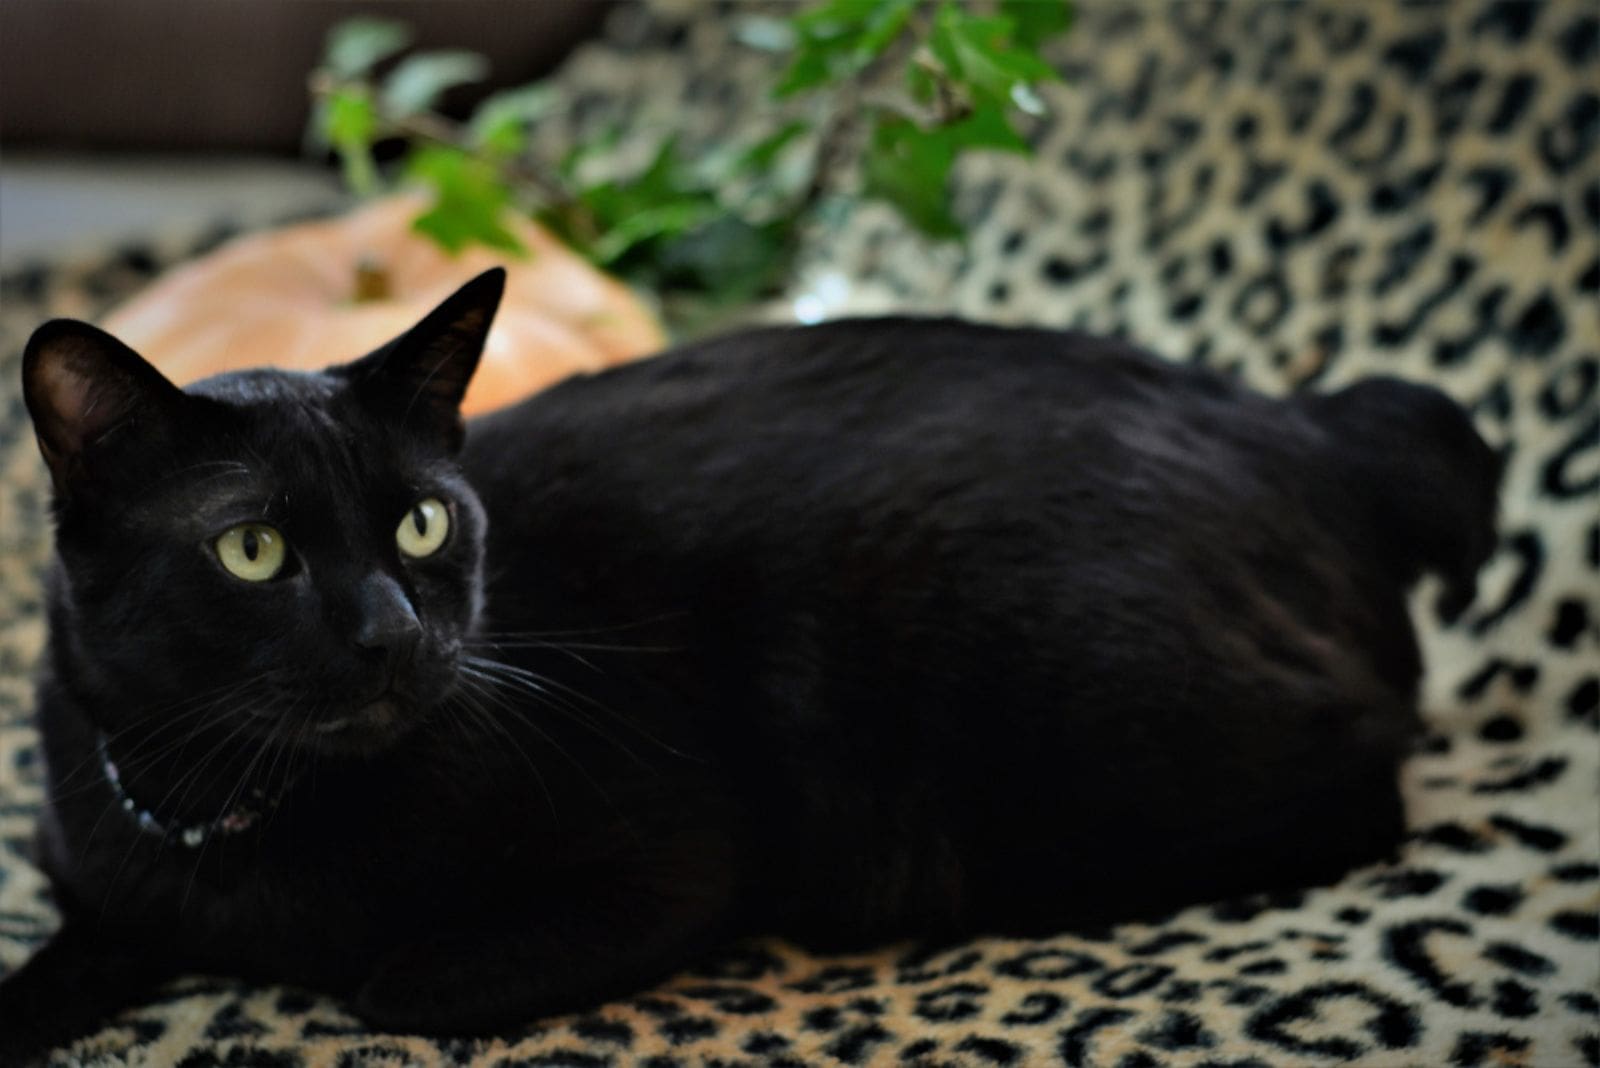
top-left (309, 1), bottom-right (1072, 306)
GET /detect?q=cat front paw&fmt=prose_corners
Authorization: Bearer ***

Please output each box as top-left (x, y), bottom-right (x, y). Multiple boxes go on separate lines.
top-left (0, 978), bottom-right (60, 1068)
top-left (0, 997), bottom-right (57, 1068)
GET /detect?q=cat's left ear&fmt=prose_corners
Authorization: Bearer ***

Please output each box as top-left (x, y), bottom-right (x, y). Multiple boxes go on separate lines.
top-left (22, 319), bottom-right (188, 497)
top-left (336, 268), bottom-right (505, 452)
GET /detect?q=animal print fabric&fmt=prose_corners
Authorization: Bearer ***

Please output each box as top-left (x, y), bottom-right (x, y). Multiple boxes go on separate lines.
top-left (2, 1), bottom-right (1596, 1065)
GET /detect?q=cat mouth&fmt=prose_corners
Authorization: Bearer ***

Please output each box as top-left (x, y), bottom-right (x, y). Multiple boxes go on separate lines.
top-left (304, 692), bottom-right (411, 752)
top-left (315, 695), bottom-right (399, 736)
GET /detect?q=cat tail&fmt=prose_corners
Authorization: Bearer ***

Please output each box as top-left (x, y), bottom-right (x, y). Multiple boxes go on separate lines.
top-left (1299, 377), bottom-right (1503, 623)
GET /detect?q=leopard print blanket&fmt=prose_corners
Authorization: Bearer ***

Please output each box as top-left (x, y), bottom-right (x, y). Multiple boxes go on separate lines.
top-left (1, 2), bottom-right (1595, 1065)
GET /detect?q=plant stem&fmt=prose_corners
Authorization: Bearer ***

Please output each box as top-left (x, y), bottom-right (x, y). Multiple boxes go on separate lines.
top-left (788, 7), bottom-right (934, 221)
top-left (339, 139), bottom-right (381, 196)
top-left (310, 73), bottom-right (571, 208)
top-left (388, 110), bottom-right (571, 207)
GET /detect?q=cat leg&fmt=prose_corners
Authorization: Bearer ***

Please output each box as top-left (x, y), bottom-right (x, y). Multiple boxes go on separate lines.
top-left (352, 827), bottom-right (736, 1033)
top-left (0, 921), bottom-right (176, 1066)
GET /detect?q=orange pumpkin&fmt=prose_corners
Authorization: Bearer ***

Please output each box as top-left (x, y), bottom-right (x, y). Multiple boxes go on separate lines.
top-left (101, 194), bottom-right (667, 415)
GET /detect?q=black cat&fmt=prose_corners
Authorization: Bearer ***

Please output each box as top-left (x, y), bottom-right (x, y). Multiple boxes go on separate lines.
top-left (0, 269), bottom-right (1500, 1061)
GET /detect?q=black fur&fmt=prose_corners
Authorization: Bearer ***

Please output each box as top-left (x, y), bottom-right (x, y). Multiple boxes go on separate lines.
top-left (0, 269), bottom-right (1500, 1062)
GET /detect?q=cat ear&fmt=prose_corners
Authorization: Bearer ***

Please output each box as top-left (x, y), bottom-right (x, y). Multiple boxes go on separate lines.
top-left (22, 319), bottom-right (187, 496)
top-left (337, 267), bottom-right (505, 450)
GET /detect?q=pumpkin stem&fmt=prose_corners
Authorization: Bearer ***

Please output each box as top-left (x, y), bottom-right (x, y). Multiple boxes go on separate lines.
top-left (353, 259), bottom-right (392, 303)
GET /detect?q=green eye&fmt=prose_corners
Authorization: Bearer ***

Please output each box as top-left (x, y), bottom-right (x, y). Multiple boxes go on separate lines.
top-left (215, 524), bottom-right (286, 582)
top-left (397, 497), bottom-right (449, 558)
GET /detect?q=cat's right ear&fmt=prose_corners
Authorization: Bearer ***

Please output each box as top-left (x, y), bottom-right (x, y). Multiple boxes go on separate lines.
top-left (22, 320), bottom-right (187, 497)
top-left (334, 268), bottom-right (505, 453)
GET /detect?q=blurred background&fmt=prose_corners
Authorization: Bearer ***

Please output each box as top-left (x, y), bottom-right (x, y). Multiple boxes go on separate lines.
top-left (1, 1), bottom-right (610, 265)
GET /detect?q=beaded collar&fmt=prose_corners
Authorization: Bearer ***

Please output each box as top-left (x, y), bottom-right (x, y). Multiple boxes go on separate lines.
top-left (98, 735), bottom-right (287, 849)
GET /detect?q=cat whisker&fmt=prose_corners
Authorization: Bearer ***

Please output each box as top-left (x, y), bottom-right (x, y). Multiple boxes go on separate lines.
top-left (502, 611), bottom-right (688, 637)
top-left (49, 673), bottom-right (276, 796)
top-left (121, 676), bottom-right (285, 778)
top-left (465, 611), bottom-right (688, 643)
top-left (459, 664), bottom-right (623, 815)
top-left (472, 637), bottom-right (685, 654)
top-left (465, 636), bottom-right (600, 673)
top-left (467, 632), bottom-right (686, 657)
top-left (447, 679), bottom-right (558, 825)
top-left (100, 703), bottom-right (264, 914)
top-left (153, 698), bottom-right (274, 839)
top-left (145, 688), bottom-right (293, 849)
top-left (460, 655), bottom-right (604, 716)
top-left (180, 704), bottom-right (293, 914)
top-left (457, 657), bottom-right (651, 771)
top-left (49, 683), bottom-right (277, 809)
top-left (434, 700), bottom-right (498, 793)
top-left (452, 670), bottom-right (644, 841)
top-left (46, 706), bottom-right (227, 806)
top-left (74, 682), bottom-right (279, 844)
top-left (251, 694), bottom-right (306, 836)
top-left (148, 460), bottom-right (252, 491)
top-left (460, 654), bottom-right (701, 765)
top-left (461, 635), bottom-right (686, 680)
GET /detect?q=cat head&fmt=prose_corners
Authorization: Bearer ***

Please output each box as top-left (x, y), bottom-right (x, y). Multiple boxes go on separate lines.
top-left (23, 268), bottom-right (505, 757)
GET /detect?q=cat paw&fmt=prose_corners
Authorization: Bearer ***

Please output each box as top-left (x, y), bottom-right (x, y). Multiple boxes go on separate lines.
top-left (0, 988), bottom-right (57, 1067)
top-left (0, 1023), bottom-right (56, 1068)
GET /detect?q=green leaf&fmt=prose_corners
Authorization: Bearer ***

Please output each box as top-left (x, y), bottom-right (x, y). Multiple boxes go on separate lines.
top-left (319, 87), bottom-right (381, 195)
top-left (474, 116), bottom-right (525, 160)
top-left (925, 4), bottom-right (969, 80)
top-left (930, 2), bottom-right (1056, 107)
top-left (696, 122), bottom-right (808, 187)
top-left (381, 50), bottom-right (489, 118)
top-left (411, 205), bottom-right (523, 256)
top-left (906, 60), bottom-right (939, 104)
top-left (735, 121), bottom-right (811, 174)
top-left (307, 0), bottom-right (1076, 301)
top-left (323, 87), bottom-right (377, 146)
top-left (574, 137), bottom-right (686, 231)
top-left (862, 114), bottom-right (961, 239)
top-left (774, 45), bottom-right (838, 97)
top-left (470, 84), bottom-right (560, 156)
top-left (561, 137), bottom-right (723, 264)
top-left (655, 216), bottom-right (794, 300)
top-left (860, 100), bottom-right (1032, 240)
top-left (789, 0), bottom-right (879, 38)
top-left (633, 136), bottom-right (683, 198)
top-left (556, 121), bottom-right (625, 183)
top-left (589, 201), bottom-right (721, 265)
top-left (405, 145), bottom-right (526, 256)
top-left (325, 18), bottom-right (412, 79)
top-left (943, 102), bottom-right (1030, 155)
top-left (852, 0), bottom-right (918, 63)
top-left (776, 0), bottom-right (918, 97)
top-left (1000, 0), bottom-right (1074, 50)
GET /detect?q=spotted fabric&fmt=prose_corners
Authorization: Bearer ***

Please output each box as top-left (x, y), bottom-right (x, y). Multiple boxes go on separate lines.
top-left (1, 1), bottom-right (1596, 1065)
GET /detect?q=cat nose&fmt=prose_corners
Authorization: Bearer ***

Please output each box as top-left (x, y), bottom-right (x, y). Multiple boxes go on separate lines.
top-left (353, 572), bottom-right (422, 663)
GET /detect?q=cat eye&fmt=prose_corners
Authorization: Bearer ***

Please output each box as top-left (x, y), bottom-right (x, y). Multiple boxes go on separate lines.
top-left (396, 497), bottom-right (450, 558)
top-left (215, 524), bottom-right (286, 582)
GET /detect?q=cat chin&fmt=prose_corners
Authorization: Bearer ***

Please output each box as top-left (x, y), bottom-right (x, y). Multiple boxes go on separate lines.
top-left (298, 658), bottom-right (462, 755)
top-left (288, 695), bottom-right (423, 757)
